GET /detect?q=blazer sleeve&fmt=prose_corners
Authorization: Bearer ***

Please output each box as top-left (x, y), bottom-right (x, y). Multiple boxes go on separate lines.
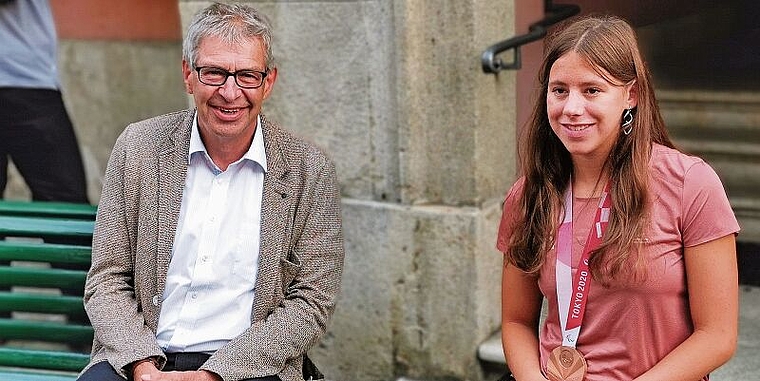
top-left (201, 155), bottom-right (345, 381)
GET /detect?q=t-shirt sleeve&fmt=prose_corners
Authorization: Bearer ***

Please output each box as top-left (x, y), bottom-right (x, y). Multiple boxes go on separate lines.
top-left (681, 160), bottom-right (740, 247)
top-left (496, 178), bottom-right (525, 253)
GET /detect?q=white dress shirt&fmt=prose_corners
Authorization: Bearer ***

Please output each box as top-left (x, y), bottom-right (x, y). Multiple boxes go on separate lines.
top-left (156, 114), bottom-right (267, 353)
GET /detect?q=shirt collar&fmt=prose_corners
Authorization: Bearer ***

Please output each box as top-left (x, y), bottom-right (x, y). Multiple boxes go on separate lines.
top-left (188, 111), bottom-right (268, 172)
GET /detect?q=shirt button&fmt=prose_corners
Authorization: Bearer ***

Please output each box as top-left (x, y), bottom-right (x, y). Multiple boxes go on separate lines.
top-left (152, 295), bottom-right (159, 306)
top-left (191, 293), bottom-right (198, 299)
top-left (202, 255), bottom-right (209, 262)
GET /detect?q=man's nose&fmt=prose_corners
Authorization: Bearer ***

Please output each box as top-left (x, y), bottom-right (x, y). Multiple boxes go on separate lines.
top-left (218, 76), bottom-right (242, 99)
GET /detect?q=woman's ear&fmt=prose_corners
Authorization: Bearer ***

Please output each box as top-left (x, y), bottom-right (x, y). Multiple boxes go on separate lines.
top-left (626, 80), bottom-right (638, 108)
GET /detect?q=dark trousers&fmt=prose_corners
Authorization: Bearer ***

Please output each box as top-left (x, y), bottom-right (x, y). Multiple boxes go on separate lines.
top-left (0, 87), bottom-right (88, 203)
top-left (76, 353), bottom-right (282, 381)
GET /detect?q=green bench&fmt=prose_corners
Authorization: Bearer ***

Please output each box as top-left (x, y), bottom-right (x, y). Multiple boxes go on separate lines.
top-left (0, 200), bottom-right (97, 220)
top-left (0, 201), bottom-right (97, 381)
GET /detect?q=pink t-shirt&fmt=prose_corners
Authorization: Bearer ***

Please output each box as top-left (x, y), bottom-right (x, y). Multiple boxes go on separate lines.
top-left (497, 144), bottom-right (740, 381)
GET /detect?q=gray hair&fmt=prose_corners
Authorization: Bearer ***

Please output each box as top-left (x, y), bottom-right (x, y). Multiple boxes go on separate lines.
top-left (183, 2), bottom-right (275, 69)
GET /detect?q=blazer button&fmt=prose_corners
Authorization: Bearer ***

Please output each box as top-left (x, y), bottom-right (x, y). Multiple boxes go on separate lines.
top-left (152, 295), bottom-right (160, 306)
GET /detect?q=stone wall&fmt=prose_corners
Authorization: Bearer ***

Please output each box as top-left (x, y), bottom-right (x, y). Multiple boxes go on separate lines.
top-left (61, 41), bottom-right (188, 202)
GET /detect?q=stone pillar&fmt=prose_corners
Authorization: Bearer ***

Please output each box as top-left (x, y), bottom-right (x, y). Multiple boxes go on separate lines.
top-left (179, 1), bottom-right (517, 380)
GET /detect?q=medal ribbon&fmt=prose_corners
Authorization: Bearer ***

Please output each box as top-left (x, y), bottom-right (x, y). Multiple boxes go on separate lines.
top-left (555, 180), bottom-right (611, 348)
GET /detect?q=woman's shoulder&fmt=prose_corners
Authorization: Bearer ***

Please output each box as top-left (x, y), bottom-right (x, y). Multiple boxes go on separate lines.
top-left (497, 176), bottom-right (526, 252)
top-left (648, 145), bottom-right (738, 244)
top-left (500, 177), bottom-right (528, 211)
top-left (506, 176), bottom-right (526, 198)
top-left (648, 143), bottom-right (715, 186)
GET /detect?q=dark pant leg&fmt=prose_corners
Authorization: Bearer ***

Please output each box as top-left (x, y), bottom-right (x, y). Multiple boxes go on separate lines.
top-left (76, 361), bottom-right (125, 381)
top-left (0, 88), bottom-right (88, 203)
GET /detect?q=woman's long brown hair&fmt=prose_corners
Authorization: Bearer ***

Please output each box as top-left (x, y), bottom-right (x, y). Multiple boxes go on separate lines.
top-left (507, 15), bottom-right (675, 285)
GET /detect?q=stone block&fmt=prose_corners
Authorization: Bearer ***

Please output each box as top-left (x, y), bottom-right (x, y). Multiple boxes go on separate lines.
top-left (309, 198), bottom-right (503, 381)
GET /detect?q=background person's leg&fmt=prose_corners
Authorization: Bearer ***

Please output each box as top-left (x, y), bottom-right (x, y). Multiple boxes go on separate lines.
top-left (3, 88), bottom-right (88, 204)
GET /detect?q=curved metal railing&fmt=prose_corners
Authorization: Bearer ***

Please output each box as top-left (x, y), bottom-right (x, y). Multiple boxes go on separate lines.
top-left (481, 0), bottom-right (580, 74)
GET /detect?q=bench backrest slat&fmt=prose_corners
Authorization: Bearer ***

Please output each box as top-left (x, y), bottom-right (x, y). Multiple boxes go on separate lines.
top-left (0, 216), bottom-right (94, 240)
top-left (0, 368), bottom-right (78, 381)
top-left (0, 242), bottom-right (91, 265)
top-left (0, 293), bottom-right (86, 317)
top-left (0, 348), bottom-right (89, 373)
top-left (0, 320), bottom-right (93, 344)
top-left (0, 369), bottom-right (78, 381)
top-left (0, 268), bottom-right (86, 290)
top-left (0, 200), bottom-right (97, 220)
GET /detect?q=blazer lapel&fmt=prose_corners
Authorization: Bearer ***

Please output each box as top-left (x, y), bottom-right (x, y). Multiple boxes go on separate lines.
top-left (154, 110), bottom-right (193, 313)
top-left (252, 115), bottom-right (294, 321)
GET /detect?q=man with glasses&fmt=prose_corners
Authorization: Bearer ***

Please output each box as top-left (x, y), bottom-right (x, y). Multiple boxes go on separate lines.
top-left (78, 3), bottom-right (344, 381)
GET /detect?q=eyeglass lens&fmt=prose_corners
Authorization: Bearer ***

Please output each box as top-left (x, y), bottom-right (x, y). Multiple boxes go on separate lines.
top-left (197, 67), bottom-right (266, 89)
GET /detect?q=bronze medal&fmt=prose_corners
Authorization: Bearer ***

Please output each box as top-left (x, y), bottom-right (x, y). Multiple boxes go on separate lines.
top-left (548, 183), bottom-right (609, 381)
top-left (545, 346), bottom-right (587, 381)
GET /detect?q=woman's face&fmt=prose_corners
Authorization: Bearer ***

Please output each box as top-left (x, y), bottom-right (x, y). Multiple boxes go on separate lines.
top-left (546, 51), bottom-right (637, 164)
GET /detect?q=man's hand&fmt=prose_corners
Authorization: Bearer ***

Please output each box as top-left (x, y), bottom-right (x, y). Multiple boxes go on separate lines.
top-left (132, 359), bottom-right (161, 380)
top-left (136, 369), bottom-right (222, 381)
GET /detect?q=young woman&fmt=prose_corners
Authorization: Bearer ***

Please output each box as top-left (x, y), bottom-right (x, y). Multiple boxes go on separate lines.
top-left (497, 15), bottom-right (739, 381)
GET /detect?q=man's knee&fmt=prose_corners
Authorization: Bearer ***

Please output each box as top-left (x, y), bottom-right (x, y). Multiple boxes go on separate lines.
top-left (76, 361), bottom-right (124, 381)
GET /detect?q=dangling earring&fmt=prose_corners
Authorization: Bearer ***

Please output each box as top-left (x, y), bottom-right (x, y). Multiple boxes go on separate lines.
top-left (621, 108), bottom-right (634, 135)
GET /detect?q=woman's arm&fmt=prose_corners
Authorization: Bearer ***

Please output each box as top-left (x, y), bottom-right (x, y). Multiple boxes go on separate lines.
top-left (634, 234), bottom-right (738, 381)
top-left (501, 261), bottom-right (548, 381)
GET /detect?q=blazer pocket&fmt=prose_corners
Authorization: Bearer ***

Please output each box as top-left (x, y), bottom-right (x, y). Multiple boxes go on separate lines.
top-left (280, 251), bottom-right (302, 291)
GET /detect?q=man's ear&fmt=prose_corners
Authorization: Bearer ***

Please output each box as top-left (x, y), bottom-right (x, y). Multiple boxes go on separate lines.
top-left (181, 60), bottom-right (194, 94)
top-left (261, 67), bottom-right (278, 100)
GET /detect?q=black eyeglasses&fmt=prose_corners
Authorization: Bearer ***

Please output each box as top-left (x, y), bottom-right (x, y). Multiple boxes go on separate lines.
top-left (194, 66), bottom-right (269, 89)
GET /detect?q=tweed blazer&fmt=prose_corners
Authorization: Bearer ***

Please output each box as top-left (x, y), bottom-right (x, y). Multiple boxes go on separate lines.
top-left (82, 109), bottom-right (345, 381)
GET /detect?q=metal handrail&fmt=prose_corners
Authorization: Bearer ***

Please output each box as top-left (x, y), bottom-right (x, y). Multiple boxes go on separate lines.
top-left (481, 0), bottom-right (580, 73)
